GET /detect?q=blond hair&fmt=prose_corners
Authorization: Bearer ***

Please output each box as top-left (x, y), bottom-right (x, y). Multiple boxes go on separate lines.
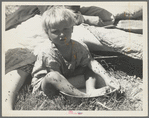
top-left (42, 5), bottom-right (76, 34)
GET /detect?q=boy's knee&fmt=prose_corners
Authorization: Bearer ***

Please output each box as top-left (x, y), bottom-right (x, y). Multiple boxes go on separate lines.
top-left (44, 71), bottom-right (61, 84)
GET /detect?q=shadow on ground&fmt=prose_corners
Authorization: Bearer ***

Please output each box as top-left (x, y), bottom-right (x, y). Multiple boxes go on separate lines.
top-left (93, 51), bottom-right (142, 78)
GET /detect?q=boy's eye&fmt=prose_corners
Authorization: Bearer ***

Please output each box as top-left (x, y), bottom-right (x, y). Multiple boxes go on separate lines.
top-left (64, 28), bottom-right (70, 31)
top-left (51, 30), bottom-right (59, 34)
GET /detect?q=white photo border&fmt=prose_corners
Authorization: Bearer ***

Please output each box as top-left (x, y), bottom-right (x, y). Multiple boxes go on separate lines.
top-left (2, 1), bottom-right (148, 117)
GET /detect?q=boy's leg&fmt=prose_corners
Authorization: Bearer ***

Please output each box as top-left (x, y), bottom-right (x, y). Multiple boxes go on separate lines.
top-left (41, 71), bottom-right (87, 97)
top-left (3, 70), bottom-right (29, 110)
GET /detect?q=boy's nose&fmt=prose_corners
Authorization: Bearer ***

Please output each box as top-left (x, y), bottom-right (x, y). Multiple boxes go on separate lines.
top-left (60, 32), bottom-right (64, 36)
top-left (59, 32), bottom-right (65, 41)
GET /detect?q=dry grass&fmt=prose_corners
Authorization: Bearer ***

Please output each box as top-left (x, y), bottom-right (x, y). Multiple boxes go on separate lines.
top-left (5, 5), bottom-right (143, 111)
top-left (13, 56), bottom-right (143, 111)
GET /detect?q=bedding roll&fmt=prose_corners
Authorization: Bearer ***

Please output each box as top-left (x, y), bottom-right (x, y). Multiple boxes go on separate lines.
top-left (84, 25), bottom-right (143, 60)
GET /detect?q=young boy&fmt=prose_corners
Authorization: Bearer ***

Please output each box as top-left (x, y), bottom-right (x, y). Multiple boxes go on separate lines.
top-left (31, 5), bottom-right (120, 97)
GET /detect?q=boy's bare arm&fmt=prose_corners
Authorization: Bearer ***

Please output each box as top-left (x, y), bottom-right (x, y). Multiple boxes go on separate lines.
top-left (88, 59), bottom-right (108, 77)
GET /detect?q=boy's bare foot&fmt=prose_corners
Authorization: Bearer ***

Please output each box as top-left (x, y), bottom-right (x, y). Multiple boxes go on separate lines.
top-left (105, 77), bottom-right (120, 90)
top-left (86, 86), bottom-right (112, 97)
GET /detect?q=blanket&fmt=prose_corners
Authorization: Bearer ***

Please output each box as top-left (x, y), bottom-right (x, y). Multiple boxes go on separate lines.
top-left (84, 25), bottom-right (143, 60)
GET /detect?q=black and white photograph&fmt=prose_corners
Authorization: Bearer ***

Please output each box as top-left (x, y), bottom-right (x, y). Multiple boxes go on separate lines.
top-left (2, 1), bottom-right (148, 117)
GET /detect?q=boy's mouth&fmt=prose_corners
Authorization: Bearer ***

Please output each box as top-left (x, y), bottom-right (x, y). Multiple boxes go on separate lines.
top-left (60, 37), bottom-right (67, 41)
top-left (60, 38), bottom-right (65, 41)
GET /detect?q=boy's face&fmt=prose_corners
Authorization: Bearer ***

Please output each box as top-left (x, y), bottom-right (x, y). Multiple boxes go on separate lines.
top-left (47, 20), bottom-right (73, 46)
